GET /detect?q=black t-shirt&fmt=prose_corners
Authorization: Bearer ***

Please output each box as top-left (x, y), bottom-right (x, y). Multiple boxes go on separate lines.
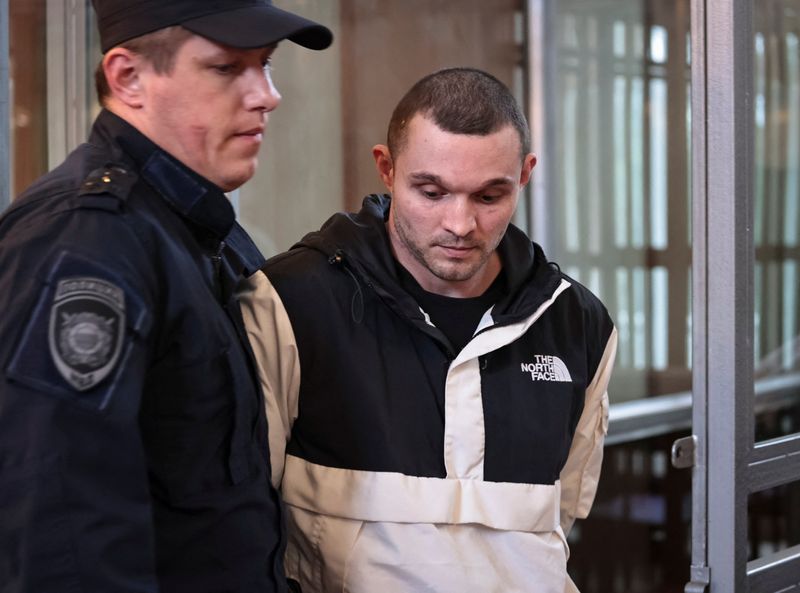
top-left (396, 263), bottom-right (506, 354)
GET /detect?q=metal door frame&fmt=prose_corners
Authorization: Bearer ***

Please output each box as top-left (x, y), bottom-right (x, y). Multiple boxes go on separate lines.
top-left (1, 0), bottom-right (10, 210)
top-left (45, 0), bottom-right (92, 169)
top-left (690, 0), bottom-right (800, 590)
top-left (0, 0), bottom-right (91, 208)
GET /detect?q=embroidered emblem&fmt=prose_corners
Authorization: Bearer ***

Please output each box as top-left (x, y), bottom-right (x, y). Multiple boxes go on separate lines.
top-left (521, 355), bottom-right (572, 382)
top-left (48, 277), bottom-right (126, 391)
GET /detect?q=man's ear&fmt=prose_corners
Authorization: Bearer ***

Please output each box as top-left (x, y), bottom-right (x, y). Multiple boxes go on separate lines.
top-left (372, 144), bottom-right (394, 191)
top-left (102, 48), bottom-right (147, 109)
top-left (519, 153), bottom-right (537, 188)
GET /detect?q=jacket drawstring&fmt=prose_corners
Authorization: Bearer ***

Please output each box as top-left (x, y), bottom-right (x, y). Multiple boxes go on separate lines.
top-left (328, 249), bottom-right (364, 324)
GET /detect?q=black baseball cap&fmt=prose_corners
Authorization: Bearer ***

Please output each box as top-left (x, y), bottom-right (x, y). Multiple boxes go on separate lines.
top-left (93, 0), bottom-right (333, 53)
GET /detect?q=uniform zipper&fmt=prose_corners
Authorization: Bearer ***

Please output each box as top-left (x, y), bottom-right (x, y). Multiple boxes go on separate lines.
top-left (211, 240), bottom-right (225, 300)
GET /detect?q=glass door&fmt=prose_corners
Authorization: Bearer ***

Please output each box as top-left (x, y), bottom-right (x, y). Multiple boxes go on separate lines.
top-left (689, 0), bottom-right (800, 590)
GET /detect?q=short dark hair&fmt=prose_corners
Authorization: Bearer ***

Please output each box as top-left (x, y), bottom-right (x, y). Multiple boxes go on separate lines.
top-left (387, 67), bottom-right (531, 159)
top-left (95, 26), bottom-right (194, 104)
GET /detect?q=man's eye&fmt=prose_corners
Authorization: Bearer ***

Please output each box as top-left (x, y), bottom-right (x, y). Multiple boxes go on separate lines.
top-left (213, 64), bottom-right (236, 75)
top-left (478, 193), bottom-right (503, 204)
top-left (418, 186), bottom-right (444, 199)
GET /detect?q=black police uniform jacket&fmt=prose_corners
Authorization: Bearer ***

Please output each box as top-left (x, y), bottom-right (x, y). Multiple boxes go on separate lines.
top-left (241, 194), bottom-right (618, 593)
top-left (0, 110), bottom-right (286, 593)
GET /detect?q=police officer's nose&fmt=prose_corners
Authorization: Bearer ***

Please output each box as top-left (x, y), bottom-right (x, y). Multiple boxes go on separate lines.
top-left (247, 67), bottom-right (282, 113)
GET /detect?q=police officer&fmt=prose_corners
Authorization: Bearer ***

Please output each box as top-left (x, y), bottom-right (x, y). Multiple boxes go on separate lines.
top-left (0, 2), bottom-right (331, 592)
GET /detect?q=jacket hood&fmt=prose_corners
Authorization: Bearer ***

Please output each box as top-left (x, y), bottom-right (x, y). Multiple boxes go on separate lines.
top-left (293, 194), bottom-right (562, 324)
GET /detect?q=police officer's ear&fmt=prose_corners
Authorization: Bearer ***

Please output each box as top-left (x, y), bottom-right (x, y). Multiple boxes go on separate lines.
top-left (372, 144), bottom-right (394, 192)
top-left (102, 48), bottom-right (147, 109)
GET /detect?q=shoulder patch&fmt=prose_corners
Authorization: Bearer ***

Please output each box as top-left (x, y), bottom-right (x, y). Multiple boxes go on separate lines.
top-left (78, 165), bottom-right (138, 201)
top-left (48, 277), bottom-right (126, 391)
top-left (6, 250), bottom-right (150, 411)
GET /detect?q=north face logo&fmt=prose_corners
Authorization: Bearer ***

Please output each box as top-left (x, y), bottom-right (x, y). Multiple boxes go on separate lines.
top-left (521, 355), bottom-right (572, 382)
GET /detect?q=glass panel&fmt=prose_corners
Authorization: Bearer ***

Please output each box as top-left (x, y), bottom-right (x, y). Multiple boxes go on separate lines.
top-left (550, 0), bottom-right (692, 404)
top-left (86, 10), bottom-right (102, 125)
top-left (756, 395), bottom-right (800, 442)
top-left (567, 430), bottom-right (692, 593)
top-left (9, 0), bottom-right (48, 197)
top-left (9, 1), bottom-right (101, 200)
top-left (748, 481), bottom-right (800, 559)
top-left (753, 0), bottom-right (800, 441)
top-left (551, 2), bottom-right (692, 591)
top-left (239, 0), bottom-right (526, 257)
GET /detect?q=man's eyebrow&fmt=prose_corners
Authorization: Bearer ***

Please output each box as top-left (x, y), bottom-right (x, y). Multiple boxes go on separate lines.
top-left (203, 43), bottom-right (278, 61)
top-left (479, 177), bottom-right (516, 188)
top-left (409, 172), bottom-right (516, 190)
top-left (408, 172), bottom-right (444, 185)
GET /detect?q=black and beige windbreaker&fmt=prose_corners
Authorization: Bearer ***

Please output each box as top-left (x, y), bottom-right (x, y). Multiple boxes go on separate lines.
top-left (242, 194), bottom-right (618, 593)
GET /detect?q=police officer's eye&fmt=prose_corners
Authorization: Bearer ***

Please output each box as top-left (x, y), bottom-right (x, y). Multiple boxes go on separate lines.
top-left (213, 63), bottom-right (237, 75)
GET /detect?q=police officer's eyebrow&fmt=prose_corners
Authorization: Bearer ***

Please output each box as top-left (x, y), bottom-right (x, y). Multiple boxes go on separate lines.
top-left (201, 43), bottom-right (278, 63)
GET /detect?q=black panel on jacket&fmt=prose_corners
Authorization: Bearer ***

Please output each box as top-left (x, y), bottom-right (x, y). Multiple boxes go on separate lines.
top-left (270, 248), bottom-right (451, 478)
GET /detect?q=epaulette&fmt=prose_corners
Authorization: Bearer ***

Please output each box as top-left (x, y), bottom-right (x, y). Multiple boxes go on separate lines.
top-left (76, 165), bottom-right (138, 209)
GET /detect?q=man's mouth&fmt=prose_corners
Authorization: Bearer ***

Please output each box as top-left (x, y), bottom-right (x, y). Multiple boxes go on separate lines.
top-left (437, 244), bottom-right (477, 258)
top-left (235, 127), bottom-right (265, 141)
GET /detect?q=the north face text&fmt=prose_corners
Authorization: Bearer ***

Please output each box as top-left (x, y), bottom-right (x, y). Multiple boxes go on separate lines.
top-left (520, 355), bottom-right (572, 382)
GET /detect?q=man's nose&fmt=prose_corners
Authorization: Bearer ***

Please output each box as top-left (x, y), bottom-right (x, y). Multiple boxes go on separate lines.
top-left (246, 68), bottom-right (282, 113)
top-left (442, 197), bottom-right (477, 237)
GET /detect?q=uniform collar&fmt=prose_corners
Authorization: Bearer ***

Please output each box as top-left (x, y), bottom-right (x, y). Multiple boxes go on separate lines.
top-left (91, 109), bottom-right (236, 242)
top-left (225, 223), bottom-right (267, 277)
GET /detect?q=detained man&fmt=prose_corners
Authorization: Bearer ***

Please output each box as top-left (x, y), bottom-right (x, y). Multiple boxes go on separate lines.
top-left (243, 68), bottom-right (618, 592)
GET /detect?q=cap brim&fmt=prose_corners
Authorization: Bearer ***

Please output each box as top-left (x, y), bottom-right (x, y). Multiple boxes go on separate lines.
top-left (182, 5), bottom-right (333, 50)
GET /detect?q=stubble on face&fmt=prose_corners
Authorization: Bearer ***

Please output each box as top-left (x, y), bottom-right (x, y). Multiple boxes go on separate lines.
top-left (379, 115), bottom-right (533, 297)
top-left (391, 206), bottom-right (498, 284)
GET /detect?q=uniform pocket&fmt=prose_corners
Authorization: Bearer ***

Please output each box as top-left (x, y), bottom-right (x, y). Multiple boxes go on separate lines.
top-left (0, 458), bottom-right (81, 593)
top-left (141, 350), bottom-right (238, 503)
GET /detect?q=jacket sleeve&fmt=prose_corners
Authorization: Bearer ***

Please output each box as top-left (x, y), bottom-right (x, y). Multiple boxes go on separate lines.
top-left (0, 209), bottom-right (159, 592)
top-left (240, 270), bottom-right (301, 488)
top-left (559, 326), bottom-right (618, 536)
